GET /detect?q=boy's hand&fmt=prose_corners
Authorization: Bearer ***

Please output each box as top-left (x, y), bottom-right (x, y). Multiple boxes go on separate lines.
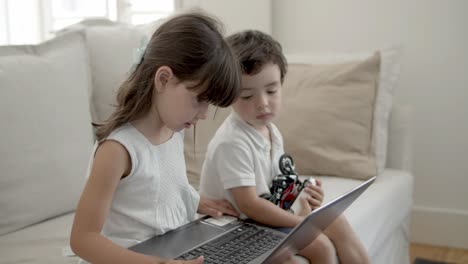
top-left (302, 179), bottom-right (324, 210)
top-left (197, 196), bottom-right (239, 218)
top-left (296, 195), bottom-right (312, 217)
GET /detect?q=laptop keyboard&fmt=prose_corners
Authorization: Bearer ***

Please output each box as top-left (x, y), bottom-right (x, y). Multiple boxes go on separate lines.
top-left (175, 223), bottom-right (283, 264)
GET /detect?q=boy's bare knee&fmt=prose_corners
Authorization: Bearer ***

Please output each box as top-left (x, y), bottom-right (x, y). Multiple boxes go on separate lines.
top-left (343, 247), bottom-right (371, 264)
top-left (299, 234), bottom-right (337, 264)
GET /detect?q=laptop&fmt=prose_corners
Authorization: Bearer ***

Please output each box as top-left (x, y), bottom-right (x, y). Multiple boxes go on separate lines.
top-left (130, 176), bottom-right (376, 264)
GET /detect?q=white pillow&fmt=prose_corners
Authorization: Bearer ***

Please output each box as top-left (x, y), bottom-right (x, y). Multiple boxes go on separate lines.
top-left (286, 46), bottom-right (402, 173)
top-left (85, 25), bottom-right (148, 123)
top-left (59, 19), bottom-right (163, 123)
top-left (0, 32), bottom-right (95, 235)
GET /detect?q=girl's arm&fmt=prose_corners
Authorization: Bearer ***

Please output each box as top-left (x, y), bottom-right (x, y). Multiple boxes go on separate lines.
top-left (229, 186), bottom-right (305, 228)
top-left (70, 141), bottom-right (164, 264)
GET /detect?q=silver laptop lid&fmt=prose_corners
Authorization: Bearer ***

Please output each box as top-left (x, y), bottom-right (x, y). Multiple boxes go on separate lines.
top-left (260, 176), bottom-right (376, 264)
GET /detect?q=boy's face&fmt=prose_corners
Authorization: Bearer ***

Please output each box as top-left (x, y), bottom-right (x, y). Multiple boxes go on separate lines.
top-left (233, 63), bottom-right (282, 131)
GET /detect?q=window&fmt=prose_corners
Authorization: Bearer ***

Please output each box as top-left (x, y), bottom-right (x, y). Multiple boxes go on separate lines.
top-left (123, 0), bottom-right (176, 25)
top-left (0, 0), bottom-right (42, 45)
top-left (0, 0), bottom-right (176, 45)
top-left (50, 0), bottom-right (110, 31)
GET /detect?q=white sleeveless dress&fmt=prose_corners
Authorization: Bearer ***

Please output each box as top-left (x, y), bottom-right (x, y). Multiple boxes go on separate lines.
top-left (78, 124), bottom-right (199, 263)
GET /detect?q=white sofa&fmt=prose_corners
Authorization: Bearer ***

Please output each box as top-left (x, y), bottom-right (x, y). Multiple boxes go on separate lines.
top-left (0, 21), bottom-right (413, 264)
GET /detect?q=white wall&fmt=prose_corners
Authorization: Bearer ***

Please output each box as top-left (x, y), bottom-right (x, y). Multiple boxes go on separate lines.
top-left (272, 0), bottom-right (468, 248)
top-left (181, 0), bottom-right (272, 35)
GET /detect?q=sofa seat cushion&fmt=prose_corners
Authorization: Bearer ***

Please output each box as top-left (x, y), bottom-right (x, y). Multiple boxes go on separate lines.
top-left (0, 213), bottom-right (77, 264)
top-left (313, 169), bottom-right (413, 255)
top-left (0, 171), bottom-right (412, 264)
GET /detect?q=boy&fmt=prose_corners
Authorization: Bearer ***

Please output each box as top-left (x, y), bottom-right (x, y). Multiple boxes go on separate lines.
top-left (199, 30), bottom-right (370, 263)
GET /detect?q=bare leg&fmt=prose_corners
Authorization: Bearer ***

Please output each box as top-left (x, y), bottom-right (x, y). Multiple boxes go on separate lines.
top-left (324, 215), bottom-right (370, 264)
top-left (298, 233), bottom-right (337, 264)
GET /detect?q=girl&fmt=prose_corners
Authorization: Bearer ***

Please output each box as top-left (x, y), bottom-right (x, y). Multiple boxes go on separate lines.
top-left (70, 12), bottom-right (241, 264)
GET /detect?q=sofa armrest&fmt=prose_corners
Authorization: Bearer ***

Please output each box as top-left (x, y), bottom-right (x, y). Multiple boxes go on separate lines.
top-left (386, 104), bottom-right (413, 171)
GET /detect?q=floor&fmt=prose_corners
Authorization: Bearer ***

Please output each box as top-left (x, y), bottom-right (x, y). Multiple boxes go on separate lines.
top-left (410, 243), bottom-right (468, 264)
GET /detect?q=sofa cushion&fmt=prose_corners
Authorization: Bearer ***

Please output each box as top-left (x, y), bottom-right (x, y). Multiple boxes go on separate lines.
top-left (0, 213), bottom-right (77, 264)
top-left (0, 171), bottom-right (412, 264)
top-left (84, 26), bottom-right (148, 123)
top-left (286, 47), bottom-right (402, 174)
top-left (0, 32), bottom-right (95, 235)
top-left (275, 53), bottom-right (380, 180)
top-left (311, 169), bottom-right (413, 256)
top-left (64, 20), bottom-right (162, 123)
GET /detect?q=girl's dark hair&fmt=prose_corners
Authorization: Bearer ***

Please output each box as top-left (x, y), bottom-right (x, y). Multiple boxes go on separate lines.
top-left (226, 30), bottom-right (287, 82)
top-left (96, 12), bottom-right (241, 141)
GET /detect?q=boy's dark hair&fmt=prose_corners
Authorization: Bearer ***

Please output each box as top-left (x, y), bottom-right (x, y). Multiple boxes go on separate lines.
top-left (95, 12), bottom-right (241, 141)
top-left (226, 30), bottom-right (287, 82)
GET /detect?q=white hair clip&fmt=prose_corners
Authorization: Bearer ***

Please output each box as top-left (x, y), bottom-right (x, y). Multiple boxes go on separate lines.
top-left (132, 36), bottom-right (149, 68)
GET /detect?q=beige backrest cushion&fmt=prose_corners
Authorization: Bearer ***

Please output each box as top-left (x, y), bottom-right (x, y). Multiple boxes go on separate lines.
top-left (276, 53), bottom-right (380, 179)
top-left (0, 32), bottom-right (95, 235)
top-left (287, 47), bottom-right (401, 174)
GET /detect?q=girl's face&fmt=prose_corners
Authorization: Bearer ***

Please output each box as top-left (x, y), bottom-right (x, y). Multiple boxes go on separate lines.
top-left (154, 68), bottom-right (209, 132)
top-left (233, 63), bottom-right (282, 131)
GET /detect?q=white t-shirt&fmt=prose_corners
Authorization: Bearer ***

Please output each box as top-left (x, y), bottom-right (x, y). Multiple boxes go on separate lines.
top-left (86, 124), bottom-right (200, 248)
top-left (199, 112), bottom-right (284, 218)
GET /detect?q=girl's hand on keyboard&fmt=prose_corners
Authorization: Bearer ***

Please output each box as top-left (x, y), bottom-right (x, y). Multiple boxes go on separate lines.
top-left (198, 196), bottom-right (239, 218)
top-left (164, 256), bottom-right (204, 264)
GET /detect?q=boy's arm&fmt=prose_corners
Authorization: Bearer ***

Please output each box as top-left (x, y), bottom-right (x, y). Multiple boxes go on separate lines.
top-left (211, 142), bottom-right (302, 227)
top-left (230, 186), bottom-right (304, 228)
